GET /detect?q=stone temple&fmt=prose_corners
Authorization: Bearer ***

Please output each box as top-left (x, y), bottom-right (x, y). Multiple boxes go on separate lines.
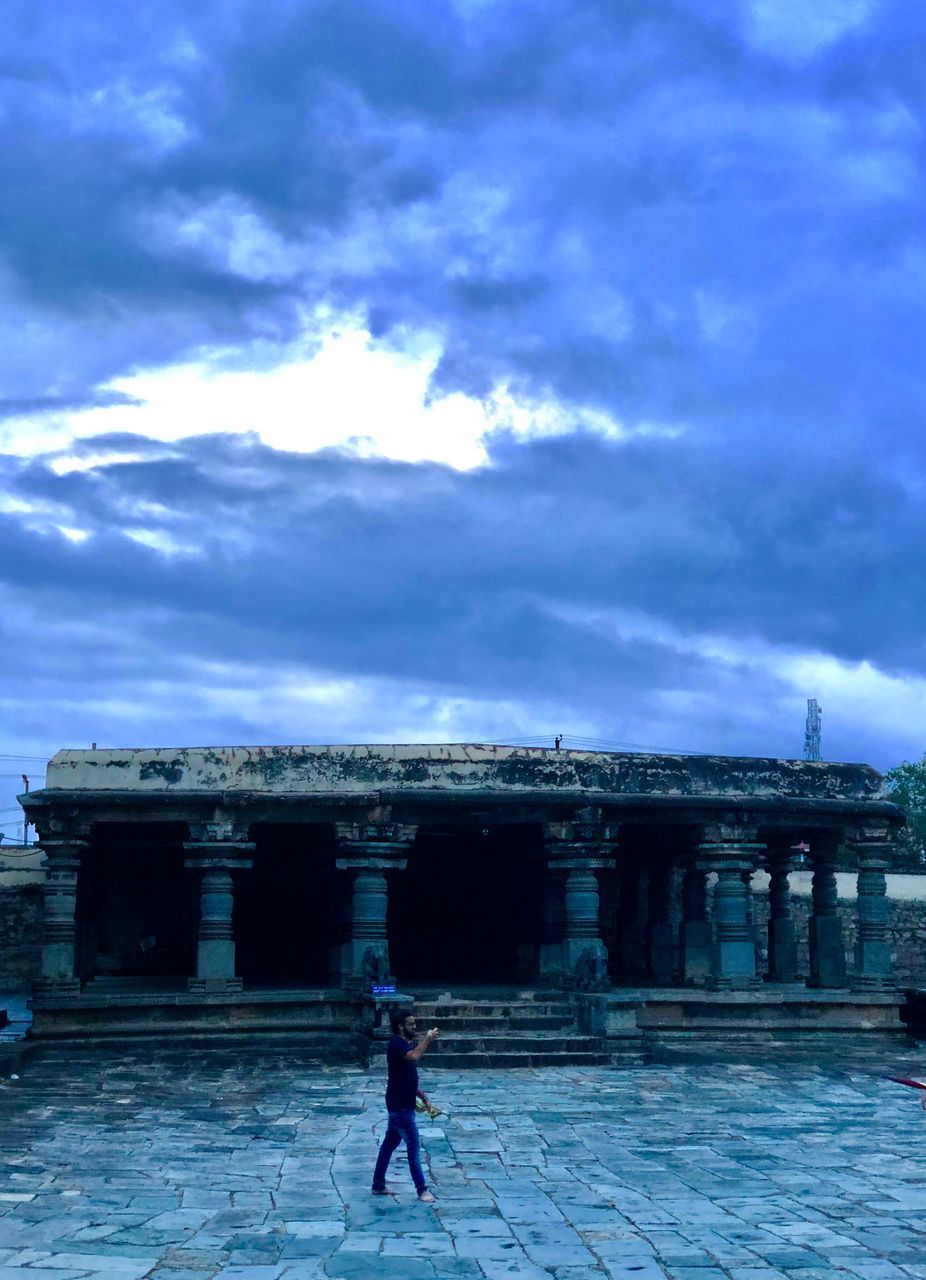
top-left (17, 743), bottom-right (908, 1056)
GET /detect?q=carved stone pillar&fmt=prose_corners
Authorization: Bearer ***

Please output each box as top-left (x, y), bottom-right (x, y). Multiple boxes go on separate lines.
top-left (335, 821), bottom-right (414, 989)
top-left (185, 823), bottom-right (254, 994)
top-left (765, 852), bottom-right (798, 983)
top-left (34, 838), bottom-right (88, 999)
top-left (698, 822), bottom-right (764, 988)
top-left (807, 843), bottom-right (847, 988)
top-left (679, 862), bottom-right (711, 985)
top-left (848, 826), bottom-right (894, 990)
top-left (544, 812), bottom-right (616, 990)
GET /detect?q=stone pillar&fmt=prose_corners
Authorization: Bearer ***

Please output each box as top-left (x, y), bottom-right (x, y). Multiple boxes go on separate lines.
top-left (848, 826), bottom-right (894, 990)
top-left (698, 822), bottom-right (764, 989)
top-left (544, 813), bottom-right (616, 990)
top-left (679, 862), bottom-right (711, 985)
top-left (185, 819), bottom-right (254, 994)
top-left (807, 845), bottom-right (847, 988)
top-left (185, 841), bottom-right (254, 993)
top-left (34, 838), bottom-right (88, 999)
top-left (335, 821), bottom-right (414, 989)
top-left (765, 852), bottom-right (798, 983)
top-left (646, 863), bottom-right (680, 983)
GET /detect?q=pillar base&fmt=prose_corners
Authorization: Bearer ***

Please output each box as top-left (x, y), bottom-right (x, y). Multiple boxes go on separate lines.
top-left (338, 940), bottom-right (393, 989)
top-left (680, 920), bottom-right (712, 985)
top-left (562, 939), bottom-right (610, 991)
top-left (188, 976), bottom-right (243, 995)
top-left (32, 977), bottom-right (81, 1001)
top-left (766, 919), bottom-right (798, 983)
top-left (808, 916), bottom-right (847, 988)
top-left (850, 975), bottom-right (893, 992)
top-left (852, 938), bottom-right (892, 991)
top-left (538, 941), bottom-right (564, 986)
top-left (709, 939), bottom-right (761, 989)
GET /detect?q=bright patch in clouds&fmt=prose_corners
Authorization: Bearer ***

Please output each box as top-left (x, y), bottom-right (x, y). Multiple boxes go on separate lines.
top-left (746, 0), bottom-right (875, 59)
top-left (4, 320), bottom-right (631, 472)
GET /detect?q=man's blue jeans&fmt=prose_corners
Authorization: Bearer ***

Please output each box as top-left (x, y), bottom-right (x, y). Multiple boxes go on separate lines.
top-left (372, 1109), bottom-right (426, 1193)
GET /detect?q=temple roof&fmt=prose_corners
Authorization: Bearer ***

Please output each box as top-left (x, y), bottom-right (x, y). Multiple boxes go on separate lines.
top-left (30, 743), bottom-right (885, 803)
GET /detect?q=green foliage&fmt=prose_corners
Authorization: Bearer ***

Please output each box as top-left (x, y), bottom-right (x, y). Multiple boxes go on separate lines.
top-left (886, 754), bottom-right (926, 865)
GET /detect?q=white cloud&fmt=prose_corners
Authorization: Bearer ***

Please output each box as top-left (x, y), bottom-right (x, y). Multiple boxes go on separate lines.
top-left (2, 316), bottom-right (634, 471)
top-left (533, 597), bottom-right (926, 764)
top-left (745, 0), bottom-right (875, 60)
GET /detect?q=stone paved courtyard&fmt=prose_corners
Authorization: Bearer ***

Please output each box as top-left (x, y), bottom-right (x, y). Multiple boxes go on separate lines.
top-left (1, 1039), bottom-right (926, 1280)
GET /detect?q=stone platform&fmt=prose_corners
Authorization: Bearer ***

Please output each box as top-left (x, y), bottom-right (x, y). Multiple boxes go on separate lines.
top-left (29, 984), bottom-right (362, 1055)
top-left (2, 1037), bottom-right (926, 1278)
top-left (26, 984), bottom-right (906, 1063)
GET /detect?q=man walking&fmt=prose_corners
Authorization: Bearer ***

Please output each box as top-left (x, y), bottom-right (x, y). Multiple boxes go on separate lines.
top-left (372, 1008), bottom-right (439, 1202)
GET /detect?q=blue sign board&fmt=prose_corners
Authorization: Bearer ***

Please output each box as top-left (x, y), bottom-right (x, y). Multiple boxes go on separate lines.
top-left (372, 984), bottom-right (396, 995)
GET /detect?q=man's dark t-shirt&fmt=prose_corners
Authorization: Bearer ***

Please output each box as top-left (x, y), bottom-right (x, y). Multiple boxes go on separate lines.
top-left (385, 1034), bottom-right (418, 1112)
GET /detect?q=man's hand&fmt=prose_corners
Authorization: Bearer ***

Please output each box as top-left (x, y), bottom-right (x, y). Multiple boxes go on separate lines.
top-left (407, 1026), bottom-right (439, 1061)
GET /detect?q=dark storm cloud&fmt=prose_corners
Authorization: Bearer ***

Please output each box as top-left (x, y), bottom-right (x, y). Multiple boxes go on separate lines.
top-left (4, 0), bottom-right (926, 449)
top-left (3, 427), bottom-right (925, 700)
top-left (4, 0), bottom-right (926, 773)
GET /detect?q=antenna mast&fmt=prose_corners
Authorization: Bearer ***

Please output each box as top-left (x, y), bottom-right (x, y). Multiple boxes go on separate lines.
top-left (804, 698), bottom-right (822, 762)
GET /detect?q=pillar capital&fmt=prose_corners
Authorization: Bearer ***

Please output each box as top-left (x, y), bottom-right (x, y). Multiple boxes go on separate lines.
top-left (335, 821), bottom-right (416, 856)
top-left (184, 846), bottom-right (255, 870)
top-left (543, 819), bottom-right (617, 869)
top-left (36, 837), bottom-right (89, 867)
top-left (336, 856), bottom-right (408, 872)
top-left (543, 817), bottom-right (618, 846)
top-left (699, 817), bottom-right (763, 849)
top-left (843, 822), bottom-right (896, 864)
top-left (547, 857), bottom-right (615, 872)
top-left (187, 813), bottom-right (252, 845)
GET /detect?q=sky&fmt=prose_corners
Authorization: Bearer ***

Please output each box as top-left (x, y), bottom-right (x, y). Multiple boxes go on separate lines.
top-left (2, 0), bottom-right (926, 831)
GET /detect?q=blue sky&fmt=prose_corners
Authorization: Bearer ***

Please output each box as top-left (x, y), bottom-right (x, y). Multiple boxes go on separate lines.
top-left (2, 0), bottom-right (925, 827)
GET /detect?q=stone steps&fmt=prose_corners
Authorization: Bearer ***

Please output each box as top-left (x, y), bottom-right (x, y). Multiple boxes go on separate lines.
top-left (427, 1033), bottom-right (603, 1055)
top-left (411, 1002), bottom-right (575, 1018)
top-left (373, 990), bottom-right (610, 1068)
top-left (409, 1013), bottom-right (576, 1034)
top-left (427, 1050), bottom-right (611, 1069)
top-left (408, 1012), bottom-right (574, 1032)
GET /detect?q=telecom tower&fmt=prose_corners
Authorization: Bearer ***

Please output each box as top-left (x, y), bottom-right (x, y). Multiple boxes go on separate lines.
top-left (804, 698), bottom-right (822, 762)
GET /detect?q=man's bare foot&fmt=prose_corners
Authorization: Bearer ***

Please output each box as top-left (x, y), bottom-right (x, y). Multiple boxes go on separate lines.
top-left (417, 1189), bottom-right (436, 1203)
top-left (371, 1186), bottom-right (398, 1196)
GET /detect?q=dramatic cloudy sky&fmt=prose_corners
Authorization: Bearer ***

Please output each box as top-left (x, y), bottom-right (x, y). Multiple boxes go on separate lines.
top-left (2, 0), bottom-right (925, 823)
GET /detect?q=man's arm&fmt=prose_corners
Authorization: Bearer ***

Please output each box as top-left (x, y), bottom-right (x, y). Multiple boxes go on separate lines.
top-left (405, 1028), bottom-right (439, 1062)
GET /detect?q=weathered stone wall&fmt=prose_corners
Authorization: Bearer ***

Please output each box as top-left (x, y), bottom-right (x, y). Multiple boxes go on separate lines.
top-left (0, 847), bottom-right (45, 988)
top-left (750, 890), bottom-right (926, 985)
top-left (0, 886), bottom-right (42, 986)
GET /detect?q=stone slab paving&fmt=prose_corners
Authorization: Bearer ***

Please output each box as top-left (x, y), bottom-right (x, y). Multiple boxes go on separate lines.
top-left (0, 1038), bottom-right (925, 1279)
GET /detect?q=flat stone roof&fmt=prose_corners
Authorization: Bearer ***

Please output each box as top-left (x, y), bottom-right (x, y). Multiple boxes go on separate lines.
top-left (31, 743), bottom-right (885, 802)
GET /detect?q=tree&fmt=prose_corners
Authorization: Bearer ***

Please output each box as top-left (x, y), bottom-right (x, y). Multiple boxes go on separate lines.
top-left (886, 755), bottom-right (926, 867)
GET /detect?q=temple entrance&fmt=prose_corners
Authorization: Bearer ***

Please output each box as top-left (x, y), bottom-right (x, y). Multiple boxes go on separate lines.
top-left (82, 823), bottom-right (195, 980)
top-left (236, 824), bottom-right (338, 986)
top-left (389, 825), bottom-right (542, 984)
